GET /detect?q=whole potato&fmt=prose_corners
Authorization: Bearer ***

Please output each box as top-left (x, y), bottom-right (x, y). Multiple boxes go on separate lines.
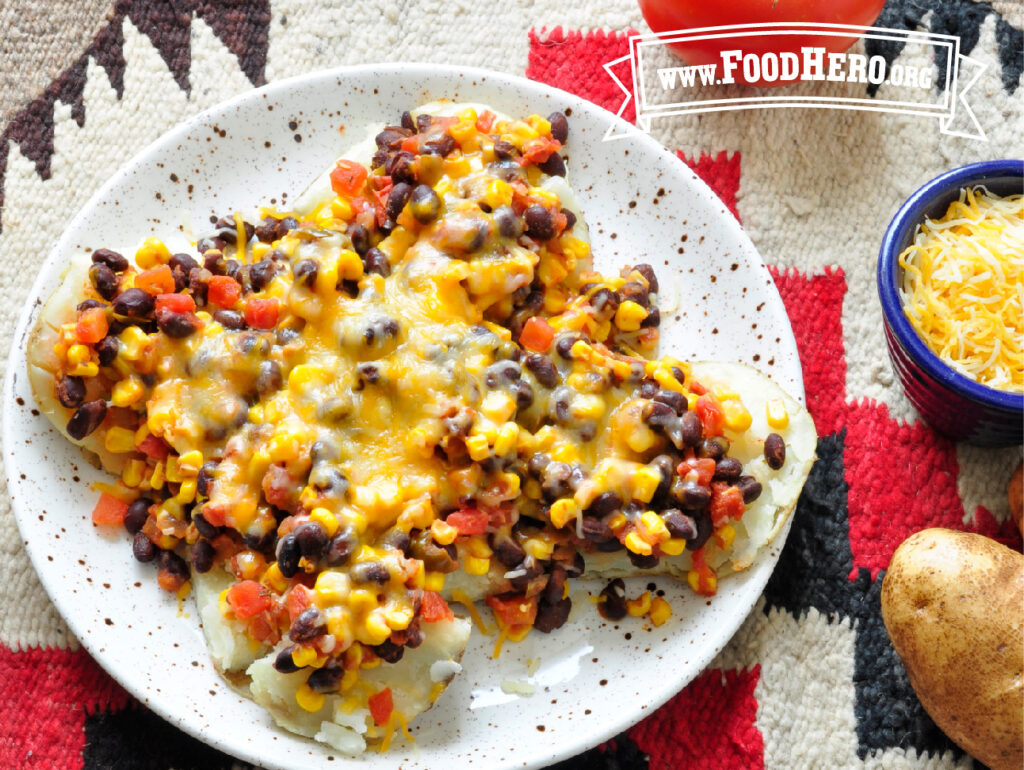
top-left (881, 528), bottom-right (1023, 770)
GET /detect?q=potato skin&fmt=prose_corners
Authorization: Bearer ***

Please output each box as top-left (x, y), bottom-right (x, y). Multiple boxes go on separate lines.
top-left (1010, 461), bottom-right (1022, 537)
top-left (881, 528), bottom-right (1023, 770)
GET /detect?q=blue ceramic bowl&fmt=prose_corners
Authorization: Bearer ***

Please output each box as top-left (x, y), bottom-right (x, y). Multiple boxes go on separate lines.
top-left (877, 159), bottom-right (1024, 447)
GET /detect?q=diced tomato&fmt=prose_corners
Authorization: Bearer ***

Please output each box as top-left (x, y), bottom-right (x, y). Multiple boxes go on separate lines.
top-left (155, 293), bottom-right (195, 315)
top-left (695, 395), bottom-right (725, 436)
top-left (201, 504), bottom-right (227, 528)
top-left (91, 492), bottom-right (128, 526)
top-left (371, 178), bottom-right (393, 227)
top-left (400, 135), bottom-right (420, 154)
top-left (207, 275), bottom-right (242, 308)
top-left (329, 159), bottom-right (369, 198)
top-left (244, 297), bottom-right (280, 329)
top-left (286, 584), bottom-right (313, 622)
top-left (676, 457), bottom-right (716, 487)
top-left (689, 548), bottom-right (717, 597)
top-left (709, 483), bottom-right (745, 527)
top-left (246, 612), bottom-right (281, 645)
top-left (445, 507), bottom-right (488, 536)
top-left (368, 687), bottom-right (393, 726)
top-left (519, 316), bottom-right (555, 352)
top-left (689, 380), bottom-right (707, 396)
top-left (262, 463), bottom-right (296, 509)
top-left (486, 593), bottom-right (538, 630)
top-left (519, 136), bottom-right (561, 165)
top-left (157, 568), bottom-right (187, 594)
top-left (420, 590), bottom-right (454, 623)
top-left (226, 580), bottom-right (273, 620)
top-left (475, 110), bottom-right (496, 133)
top-left (552, 209), bottom-right (569, 235)
top-left (135, 265), bottom-right (175, 295)
top-left (136, 434), bottom-right (170, 461)
top-left (75, 307), bottom-right (109, 344)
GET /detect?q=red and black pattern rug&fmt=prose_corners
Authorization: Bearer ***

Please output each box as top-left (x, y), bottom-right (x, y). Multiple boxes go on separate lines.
top-left (0, 1), bottom-right (1020, 767)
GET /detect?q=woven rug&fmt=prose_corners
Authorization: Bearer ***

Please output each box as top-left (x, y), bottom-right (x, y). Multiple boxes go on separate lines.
top-left (1, 1), bottom-right (1021, 768)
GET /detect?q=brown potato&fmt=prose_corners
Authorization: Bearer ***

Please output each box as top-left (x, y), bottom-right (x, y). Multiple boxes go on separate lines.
top-left (881, 528), bottom-right (1024, 770)
top-left (1010, 461), bottom-right (1022, 537)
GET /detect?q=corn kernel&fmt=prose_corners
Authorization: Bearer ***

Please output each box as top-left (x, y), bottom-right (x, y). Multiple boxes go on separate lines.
top-left (631, 467), bottom-right (662, 503)
top-left (659, 538), bottom-right (687, 556)
top-left (121, 459), bottom-right (145, 488)
top-left (135, 237), bottom-right (170, 269)
top-left (263, 562), bottom-right (288, 592)
top-left (340, 669), bottom-right (359, 692)
top-left (465, 536), bottom-right (493, 559)
top-left (492, 422), bottom-right (519, 457)
top-left (498, 471), bottom-right (520, 497)
top-left (626, 590), bottom-right (652, 617)
top-left (608, 512), bottom-right (627, 532)
top-left (66, 344), bottom-right (91, 366)
top-left (68, 361), bottom-right (99, 378)
top-left (687, 569), bottom-right (717, 596)
top-left (624, 531), bottom-right (653, 556)
top-left (714, 523), bottom-right (736, 550)
top-left (615, 300), bottom-right (648, 331)
top-left (174, 479), bottom-right (196, 504)
top-left (337, 249), bottom-right (364, 281)
top-left (465, 434), bottom-right (491, 462)
top-left (639, 511), bottom-right (670, 543)
top-left (177, 450), bottom-right (203, 476)
top-left (766, 398), bottom-right (790, 429)
top-left (331, 196), bottom-right (354, 220)
top-left (523, 537), bottom-right (554, 561)
top-left (103, 426), bottom-right (136, 454)
top-left (325, 606), bottom-right (352, 640)
top-left (549, 498), bottom-right (579, 529)
top-left (625, 422), bottom-right (658, 453)
top-left (362, 610), bottom-right (393, 646)
top-left (315, 571), bottom-right (351, 605)
top-left (424, 571), bottom-right (445, 592)
top-left (430, 519), bottom-right (458, 546)
top-left (385, 605), bottom-right (414, 631)
top-left (149, 461), bottom-right (165, 490)
top-left (484, 179), bottom-right (514, 209)
top-left (722, 399), bottom-right (752, 432)
top-left (443, 156), bottom-right (472, 177)
top-left (480, 391), bottom-right (516, 423)
top-left (347, 587), bottom-right (377, 614)
top-left (649, 596), bottom-right (672, 626)
top-left (309, 507), bottom-right (340, 538)
top-left (464, 555), bottom-right (491, 575)
top-left (118, 326), bottom-right (149, 361)
top-left (295, 683), bottom-right (325, 713)
top-left (109, 376), bottom-right (143, 407)
top-left (292, 644), bottom-right (319, 668)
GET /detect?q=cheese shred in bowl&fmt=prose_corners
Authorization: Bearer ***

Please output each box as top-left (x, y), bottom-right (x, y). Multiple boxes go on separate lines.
top-left (897, 186), bottom-right (1024, 393)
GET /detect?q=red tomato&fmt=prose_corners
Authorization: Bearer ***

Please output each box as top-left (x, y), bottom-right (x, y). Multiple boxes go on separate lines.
top-left (519, 137), bottom-right (561, 165)
top-left (689, 548), bottom-right (717, 596)
top-left (155, 293), bottom-right (196, 315)
top-left (445, 507), bottom-right (488, 536)
top-left (420, 590), bottom-right (455, 623)
top-left (475, 110), bottom-right (497, 133)
top-left (368, 687), bottom-right (393, 726)
top-left (226, 580), bottom-right (273, 620)
top-left (709, 482), bottom-right (745, 526)
top-left (207, 275), bottom-right (242, 308)
top-left (400, 135), bottom-right (420, 154)
top-left (75, 307), bottom-right (109, 344)
top-left (330, 160), bottom-right (369, 198)
top-left (135, 265), bottom-right (175, 295)
top-left (695, 395), bottom-right (725, 437)
top-left (244, 298), bottom-right (280, 329)
top-left (136, 434), bottom-right (170, 461)
top-left (91, 493), bottom-right (128, 526)
top-left (486, 593), bottom-right (538, 630)
top-left (636, 0), bottom-right (886, 87)
top-left (285, 584), bottom-right (313, 622)
top-left (677, 457), bottom-right (716, 487)
top-left (519, 317), bottom-right (555, 352)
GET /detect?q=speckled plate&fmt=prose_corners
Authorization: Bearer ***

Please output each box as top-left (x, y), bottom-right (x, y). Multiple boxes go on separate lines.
top-left (3, 64), bottom-right (803, 770)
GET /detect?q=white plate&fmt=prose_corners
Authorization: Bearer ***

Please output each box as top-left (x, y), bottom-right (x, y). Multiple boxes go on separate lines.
top-left (3, 64), bottom-right (803, 769)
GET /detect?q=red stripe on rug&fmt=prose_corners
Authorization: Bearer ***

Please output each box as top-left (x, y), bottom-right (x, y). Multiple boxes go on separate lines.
top-left (0, 645), bottom-right (130, 769)
top-left (678, 151), bottom-right (741, 221)
top-left (629, 667), bottom-right (764, 769)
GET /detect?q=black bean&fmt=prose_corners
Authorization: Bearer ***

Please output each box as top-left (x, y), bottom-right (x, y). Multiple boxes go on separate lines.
top-left (400, 110), bottom-right (415, 131)
top-left (541, 461), bottom-right (572, 501)
top-left (381, 527), bottom-right (412, 557)
top-left (672, 478), bottom-right (711, 510)
top-left (544, 566), bottom-right (568, 606)
top-left (580, 514), bottom-right (616, 543)
top-left (386, 181), bottom-right (412, 221)
top-left (375, 126), bottom-right (411, 149)
top-left (249, 259), bottom-right (278, 291)
top-left (255, 360), bottom-right (283, 394)
top-left (158, 550), bottom-right (189, 580)
top-left (112, 288), bottom-right (155, 321)
top-left (273, 645), bottom-right (301, 673)
top-left (276, 532), bottom-right (301, 577)
top-left (351, 560), bottom-right (390, 584)
top-left (662, 509), bottom-right (697, 540)
top-left (211, 309), bottom-right (245, 330)
top-left (409, 185), bottom-right (441, 224)
top-left (191, 538), bottom-right (216, 573)
top-left (372, 639), bottom-right (405, 664)
top-left (633, 263), bottom-right (659, 294)
top-left (737, 475), bottom-right (763, 504)
top-left (345, 223), bottom-right (369, 255)
top-left (66, 400), bottom-right (107, 440)
top-left (627, 550), bottom-right (659, 569)
top-left (638, 379), bottom-right (659, 399)
top-left (196, 462), bottom-right (217, 499)
top-left (620, 281), bottom-right (649, 308)
top-left (254, 217), bottom-right (282, 243)
top-left (554, 333), bottom-right (578, 360)
top-left (56, 375), bottom-right (86, 409)
top-left (490, 533), bottom-right (526, 568)
top-left (525, 354), bottom-right (558, 388)
top-left (698, 436), bottom-right (730, 461)
top-left (507, 559), bottom-right (544, 592)
top-left (680, 411), bottom-right (702, 447)
top-left (362, 247), bottom-right (391, 277)
top-left (527, 452), bottom-right (551, 476)
top-left (590, 288), bottom-right (620, 321)
top-left (156, 309), bottom-right (200, 338)
top-left (423, 133), bottom-right (455, 157)
top-left (650, 454), bottom-right (676, 498)
top-left (169, 252), bottom-right (199, 276)
top-left (192, 512), bottom-right (220, 541)
top-left (357, 362), bottom-right (381, 386)
top-left (386, 151), bottom-right (416, 183)
top-left (293, 258), bottom-right (318, 287)
top-left (588, 492), bottom-right (623, 517)
top-left (687, 511), bottom-right (713, 551)
top-left (534, 597), bottom-right (572, 633)
top-left (91, 248), bottom-right (129, 273)
top-left (203, 251), bottom-right (227, 274)
top-left (764, 433), bottom-right (786, 469)
top-left (524, 205), bottom-right (555, 241)
top-left (91, 336), bottom-right (117, 366)
top-left (538, 152), bottom-right (566, 177)
top-left (411, 532), bottom-right (459, 573)
top-left (545, 111), bottom-right (567, 142)
top-left (641, 307), bottom-right (661, 328)
top-left (325, 531), bottom-right (356, 566)
top-left (514, 380), bottom-right (534, 409)
top-left (642, 400), bottom-right (676, 429)
top-left (77, 299), bottom-right (108, 312)
top-left (714, 457), bottom-right (743, 481)
top-left (494, 205), bottom-right (523, 239)
top-left (485, 360), bottom-right (521, 387)
top-left (293, 521), bottom-right (328, 562)
top-left (598, 579), bottom-right (627, 621)
top-left (123, 498), bottom-right (151, 535)
top-left (493, 139), bottom-right (518, 159)
top-left (561, 208), bottom-right (577, 231)
top-left (290, 607), bottom-right (327, 643)
top-left (132, 531), bottom-right (157, 562)
top-left (89, 263), bottom-right (119, 300)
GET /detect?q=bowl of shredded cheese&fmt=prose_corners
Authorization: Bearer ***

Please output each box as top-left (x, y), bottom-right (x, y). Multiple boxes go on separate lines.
top-left (878, 159), bottom-right (1023, 447)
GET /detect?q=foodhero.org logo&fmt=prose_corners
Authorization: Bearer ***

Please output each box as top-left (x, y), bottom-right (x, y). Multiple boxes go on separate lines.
top-left (662, 47), bottom-right (933, 91)
top-left (602, 23), bottom-right (987, 141)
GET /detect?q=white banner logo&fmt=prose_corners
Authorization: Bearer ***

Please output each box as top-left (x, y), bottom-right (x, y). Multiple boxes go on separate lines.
top-left (603, 23), bottom-right (987, 142)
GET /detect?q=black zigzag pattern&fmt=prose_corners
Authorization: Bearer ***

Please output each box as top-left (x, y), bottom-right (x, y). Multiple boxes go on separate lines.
top-left (763, 432), bottom-right (969, 764)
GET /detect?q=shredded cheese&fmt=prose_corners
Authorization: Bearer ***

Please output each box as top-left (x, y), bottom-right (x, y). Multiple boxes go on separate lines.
top-left (898, 186), bottom-right (1023, 392)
